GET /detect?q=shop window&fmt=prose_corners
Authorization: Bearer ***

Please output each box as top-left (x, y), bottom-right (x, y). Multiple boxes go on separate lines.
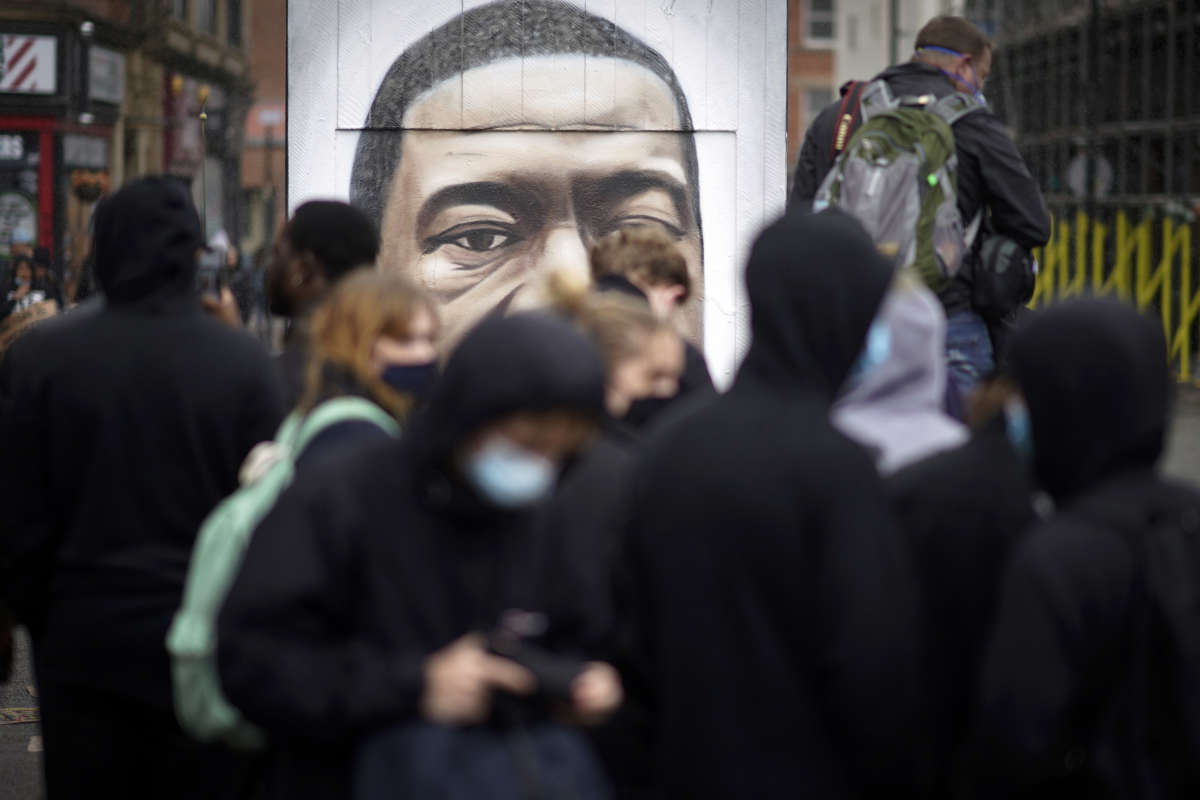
top-left (196, 0), bottom-right (217, 36)
top-left (170, 0), bottom-right (189, 22)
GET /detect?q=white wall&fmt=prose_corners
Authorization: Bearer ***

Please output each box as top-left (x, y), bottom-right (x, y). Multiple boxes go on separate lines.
top-left (287, 0), bottom-right (788, 387)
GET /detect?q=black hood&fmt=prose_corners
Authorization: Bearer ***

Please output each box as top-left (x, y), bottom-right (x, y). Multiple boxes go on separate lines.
top-left (406, 312), bottom-right (607, 468)
top-left (1009, 297), bottom-right (1169, 502)
top-left (94, 177), bottom-right (203, 307)
top-left (737, 208), bottom-right (894, 399)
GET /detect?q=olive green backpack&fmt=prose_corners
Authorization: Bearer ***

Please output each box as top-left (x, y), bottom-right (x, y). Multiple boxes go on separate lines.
top-left (814, 79), bottom-right (983, 291)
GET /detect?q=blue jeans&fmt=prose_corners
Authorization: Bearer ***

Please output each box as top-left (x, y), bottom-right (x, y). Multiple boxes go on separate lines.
top-left (945, 310), bottom-right (994, 419)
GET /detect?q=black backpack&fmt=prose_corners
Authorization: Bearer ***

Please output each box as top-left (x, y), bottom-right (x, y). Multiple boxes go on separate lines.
top-left (1068, 483), bottom-right (1200, 798)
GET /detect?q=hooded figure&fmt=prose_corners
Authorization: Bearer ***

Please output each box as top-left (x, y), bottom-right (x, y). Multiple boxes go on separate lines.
top-left (218, 312), bottom-right (617, 800)
top-left (964, 298), bottom-right (1200, 799)
top-left (885, 383), bottom-right (1036, 799)
top-left (0, 177), bottom-right (284, 798)
top-left (623, 209), bottom-right (928, 798)
top-left (833, 277), bottom-right (968, 474)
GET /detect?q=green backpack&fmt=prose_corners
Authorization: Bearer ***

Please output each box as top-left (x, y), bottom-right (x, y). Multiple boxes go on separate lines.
top-left (814, 79), bottom-right (983, 291)
top-left (167, 396), bottom-right (400, 749)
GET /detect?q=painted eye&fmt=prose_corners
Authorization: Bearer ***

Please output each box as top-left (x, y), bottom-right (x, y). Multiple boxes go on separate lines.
top-left (451, 230), bottom-right (513, 252)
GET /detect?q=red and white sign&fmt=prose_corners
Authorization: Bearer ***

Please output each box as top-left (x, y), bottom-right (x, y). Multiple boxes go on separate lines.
top-left (0, 35), bottom-right (57, 95)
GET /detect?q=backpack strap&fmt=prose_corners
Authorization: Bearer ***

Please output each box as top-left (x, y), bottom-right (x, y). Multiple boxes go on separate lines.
top-left (856, 79), bottom-right (900, 124)
top-left (928, 91), bottom-right (983, 128)
top-left (829, 81), bottom-right (868, 159)
top-left (291, 396), bottom-right (401, 456)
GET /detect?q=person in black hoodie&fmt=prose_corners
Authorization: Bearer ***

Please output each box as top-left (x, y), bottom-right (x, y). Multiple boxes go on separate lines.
top-left (885, 373), bottom-right (1036, 798)
top-left (217, 312), bottom-right (624, 800)
top-left (962, 297), bottom-right (1200, 799)
top-left (624, 208), bottom-right (927, 798)
top-left (0, 177), bottom-right (285, 798)
top-left (267, 200), bottom-right (381, 407)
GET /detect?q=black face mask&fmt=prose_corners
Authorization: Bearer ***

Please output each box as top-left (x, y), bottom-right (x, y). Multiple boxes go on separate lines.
top-left (622, 395), bottom-right (674, 430)
top-left (381, 361), bottom-right (438, 397)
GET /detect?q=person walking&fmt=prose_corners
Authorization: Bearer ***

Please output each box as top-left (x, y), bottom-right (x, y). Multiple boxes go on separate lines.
top-left (0, 177), bottom-right (285, 799)
top-left (792, 15), bottom-right (1050, 410)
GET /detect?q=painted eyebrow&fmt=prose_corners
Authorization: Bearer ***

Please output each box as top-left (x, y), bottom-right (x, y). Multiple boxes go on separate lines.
top-left (572, 170), bottom-right (693, 227)
top-left (415, 181), bottom-right (542, 234)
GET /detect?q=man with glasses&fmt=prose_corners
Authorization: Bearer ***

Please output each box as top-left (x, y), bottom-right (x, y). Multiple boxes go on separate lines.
top-left (792, 16), bottom-right (1050, 409)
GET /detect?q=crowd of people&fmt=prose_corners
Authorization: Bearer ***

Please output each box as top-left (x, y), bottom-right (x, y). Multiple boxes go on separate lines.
top-left (2, 12), bottom-right (1200, 800)
top-left (1, 174), bottom-right (1197, 800)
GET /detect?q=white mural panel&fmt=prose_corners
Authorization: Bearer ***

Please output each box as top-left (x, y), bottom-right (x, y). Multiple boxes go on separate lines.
top-left (290, 0), bottom-right (787, 383)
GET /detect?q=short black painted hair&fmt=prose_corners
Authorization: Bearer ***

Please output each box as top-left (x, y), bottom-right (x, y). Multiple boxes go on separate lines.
top-left (287, 200), bottom-right (380, 282)
top-left (349, 0), bottom-right (701, 234)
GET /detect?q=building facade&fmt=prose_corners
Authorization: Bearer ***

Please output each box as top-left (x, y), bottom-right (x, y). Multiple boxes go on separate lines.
top-left (0, 0), bottom-right (250, 297)
top-left (786, 0), bottom-right (960, 181)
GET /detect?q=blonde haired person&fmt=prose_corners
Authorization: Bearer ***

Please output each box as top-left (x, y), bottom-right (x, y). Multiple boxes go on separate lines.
top-left (589, 227), bottom-right (714, 428)
top-left (293, 270), bottom-right (439, 468)
top-left (545, 269), bottom-right (684, 421)
top-left (539, 269), bottom-right (688, 798)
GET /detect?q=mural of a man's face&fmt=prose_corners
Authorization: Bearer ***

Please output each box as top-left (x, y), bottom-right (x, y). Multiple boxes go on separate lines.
top-left (378, 56), bottom-right (702, 348)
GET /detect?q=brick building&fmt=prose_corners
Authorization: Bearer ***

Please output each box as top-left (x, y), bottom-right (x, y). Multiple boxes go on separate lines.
top-left (239, 0), bottom-right (284, 265)
top-left (0, 0), bottom-right (251, 295)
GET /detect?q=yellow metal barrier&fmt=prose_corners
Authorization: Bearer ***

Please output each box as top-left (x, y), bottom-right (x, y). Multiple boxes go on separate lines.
top-left (1031, 210), bottom-right (1197, 380)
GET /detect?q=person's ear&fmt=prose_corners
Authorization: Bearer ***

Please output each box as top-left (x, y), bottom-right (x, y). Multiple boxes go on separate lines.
top-left (295, 251), bottom-right (328, 294)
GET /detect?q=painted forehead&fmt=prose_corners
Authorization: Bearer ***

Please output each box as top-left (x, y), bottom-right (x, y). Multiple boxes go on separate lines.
top-left (400, 56), bottom-right (684, 132)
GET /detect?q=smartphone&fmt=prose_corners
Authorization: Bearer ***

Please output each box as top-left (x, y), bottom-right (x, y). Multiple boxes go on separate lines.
top-left (196, 247), bottom-right (223, 299)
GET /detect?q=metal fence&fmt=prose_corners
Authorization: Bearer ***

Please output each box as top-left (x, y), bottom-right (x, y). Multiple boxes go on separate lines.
top-left (965, 0), bottom-right (1200, 379)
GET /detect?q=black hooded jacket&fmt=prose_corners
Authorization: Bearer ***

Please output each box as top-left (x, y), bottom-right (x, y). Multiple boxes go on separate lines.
top-left (886, 415), bottom-right (1036, 797)
top-left (217, 312), bottom-right (609, 800)
top-left (624, 209), bottom-right (927, 798)
top-left (964, 298), bottom-right (1200, 799)
top-left (790, 62), bottom-right (1051, 314)
top-left (0, 177), bottom-right (284, 710)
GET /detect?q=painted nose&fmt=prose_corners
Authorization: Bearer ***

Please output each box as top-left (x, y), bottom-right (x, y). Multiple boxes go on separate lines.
top-left (508, 224), bottom-right (592, 315)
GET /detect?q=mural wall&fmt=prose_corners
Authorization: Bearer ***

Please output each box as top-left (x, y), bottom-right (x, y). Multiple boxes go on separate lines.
top-left (287, 0), bottom-right (788, 384)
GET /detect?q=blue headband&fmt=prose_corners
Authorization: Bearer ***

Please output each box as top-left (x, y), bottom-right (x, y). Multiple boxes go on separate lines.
top-left (917, 45), bottom-right (967, 59)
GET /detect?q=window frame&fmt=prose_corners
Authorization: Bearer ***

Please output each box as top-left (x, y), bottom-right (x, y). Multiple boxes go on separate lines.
top-left (806, 0), bottom-right (837, 47)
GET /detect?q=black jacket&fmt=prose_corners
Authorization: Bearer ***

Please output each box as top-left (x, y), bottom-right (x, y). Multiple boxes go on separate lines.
top-left (217, 312), bottom-right (610, 799)
top-left (625, 209), bottom-right (927, 798)
top-left (964, 299), bottom-right (1200, 798)
top-left (886, 416), bottom-right (1036, 797)
top-left (791, 62), bottom-right (1051, 313)
top-left (0, 178), bottom-right (284, 711)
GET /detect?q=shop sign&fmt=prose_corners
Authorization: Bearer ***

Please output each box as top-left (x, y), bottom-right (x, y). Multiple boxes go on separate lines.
top-left (0, 134), bottom-right (24, 160)
top-left (63, 134), bottom-right (108, 169)
top-left (0, 35), bottom-right (57, 95)
top-left (89, 46), bottom-right (125, 105)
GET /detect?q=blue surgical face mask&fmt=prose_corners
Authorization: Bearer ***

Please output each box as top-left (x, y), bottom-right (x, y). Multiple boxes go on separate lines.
top-left (1004, 398), bottom-right (1034, 463)
top-left (918, 45), bottom-right (988, 105)
top-left (847, 320), bottom-right (892, 384)
top-left (380, 361), bottom-right (437, 396)
top-left (466, 437), bottom-right (557, 509)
